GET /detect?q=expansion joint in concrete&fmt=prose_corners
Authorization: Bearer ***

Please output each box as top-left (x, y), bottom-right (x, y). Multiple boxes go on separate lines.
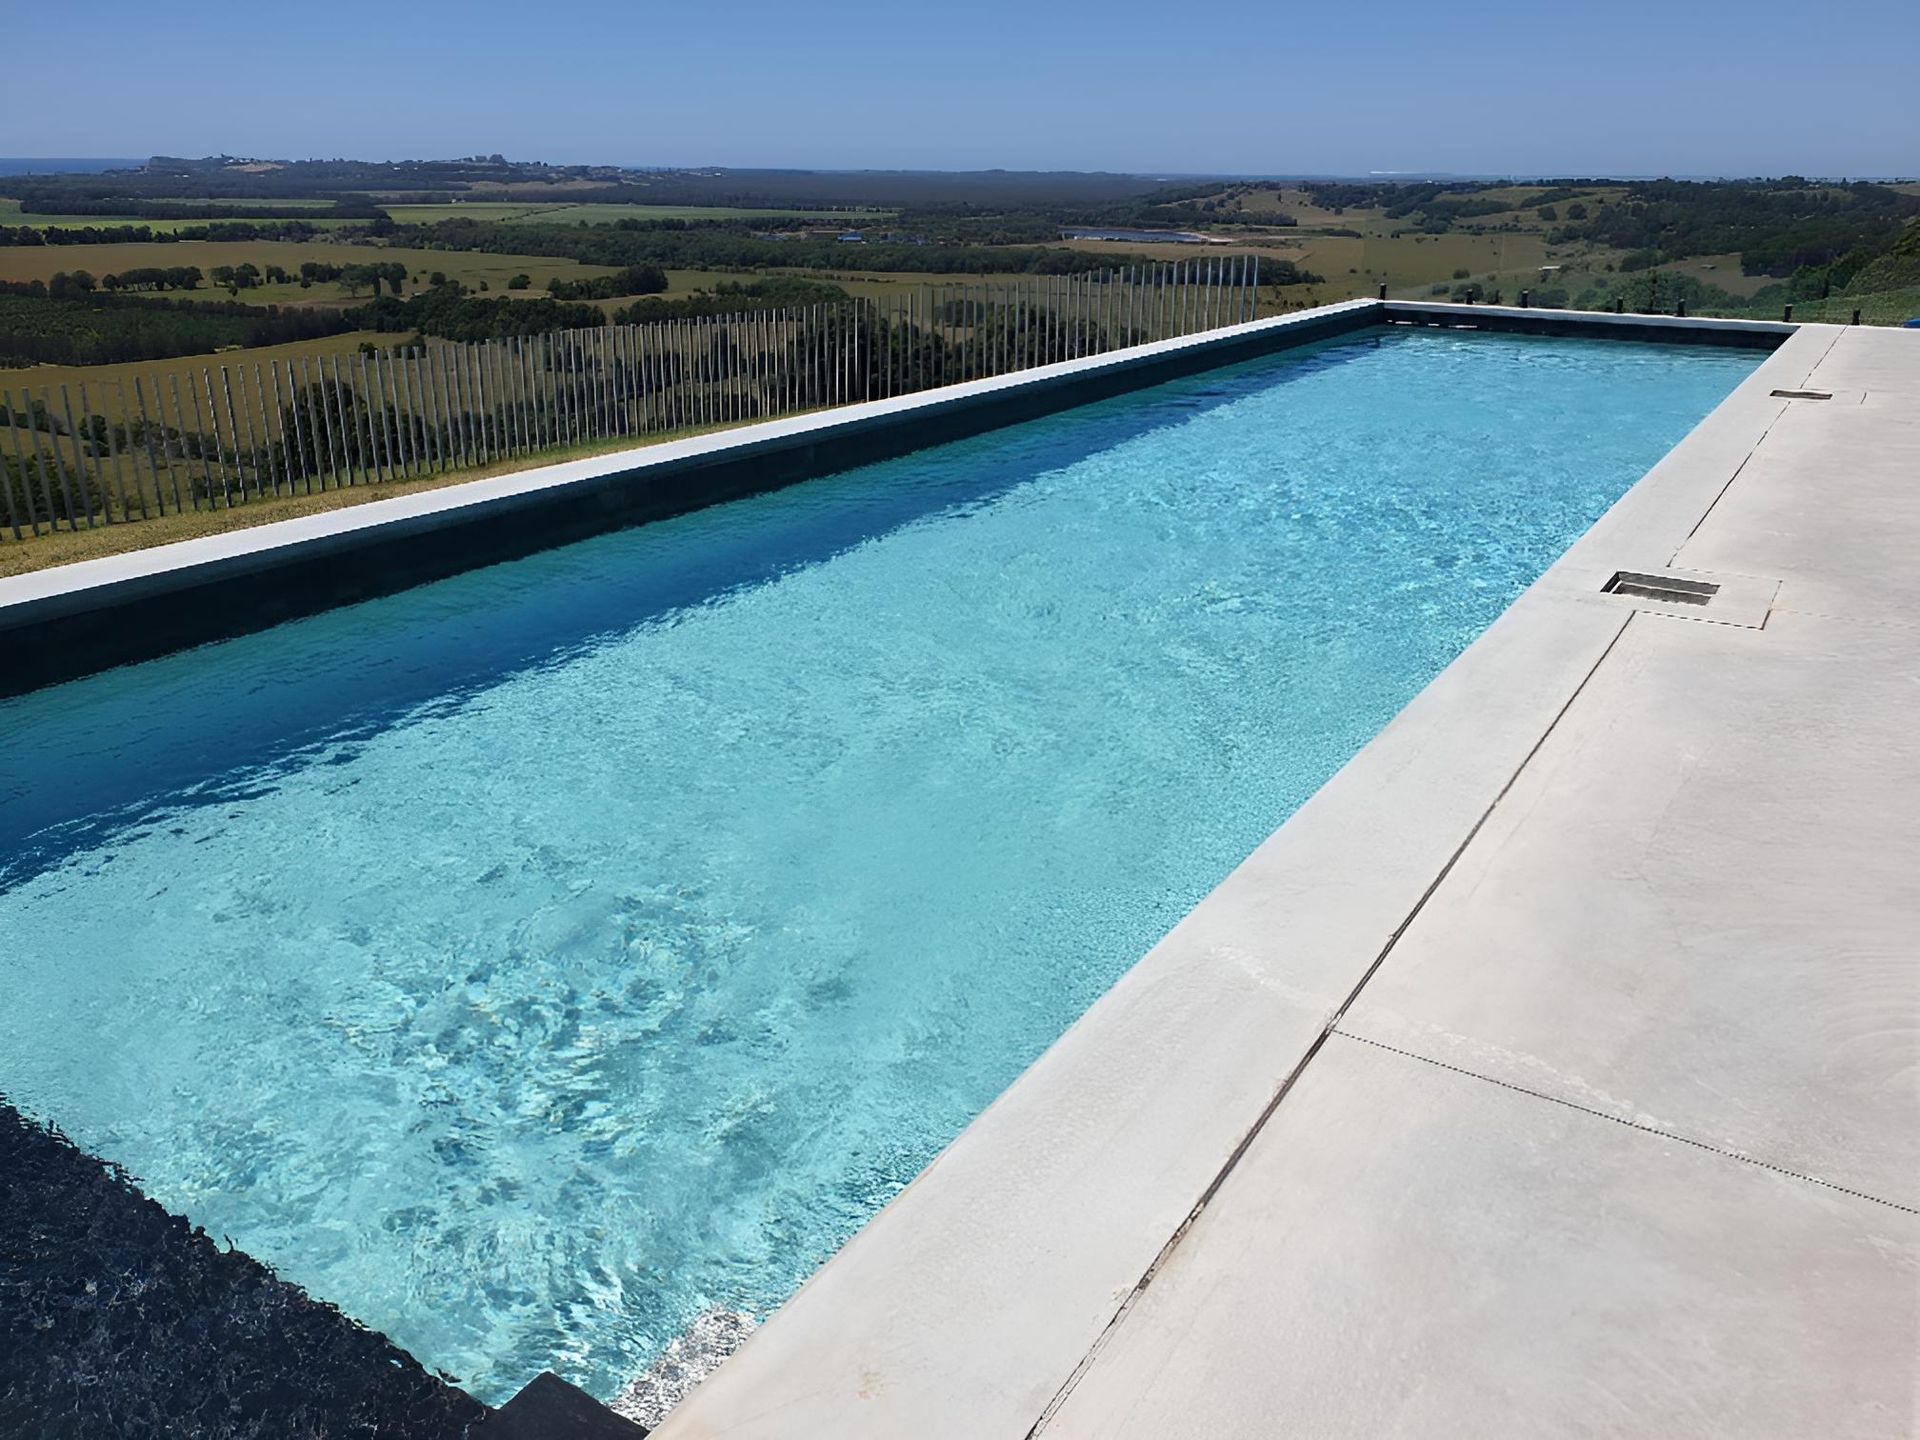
top-left (1331, 1031), bottom-right (1917, 1217)
top-left (1026, 612), bottom-right (1641, 1438)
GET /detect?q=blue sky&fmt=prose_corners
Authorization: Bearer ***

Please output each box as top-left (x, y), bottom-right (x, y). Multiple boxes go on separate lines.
top-left (6, 0), bottom-right (1915, 177)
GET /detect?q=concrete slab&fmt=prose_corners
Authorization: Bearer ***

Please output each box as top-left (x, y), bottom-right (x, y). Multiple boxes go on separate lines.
top-left (1788, 325), bottom-right (1920, 392)
top-left (1675, 399), bottom-right (1920, 623)
top-left (1341, 607), bottom-right (1920, 1204)
top-left (1040, 1036), bottom-right (1918, 1440)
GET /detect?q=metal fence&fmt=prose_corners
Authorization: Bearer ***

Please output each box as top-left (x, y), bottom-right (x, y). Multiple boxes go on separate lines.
top-left (0, 257), bottom-right (1263, 541)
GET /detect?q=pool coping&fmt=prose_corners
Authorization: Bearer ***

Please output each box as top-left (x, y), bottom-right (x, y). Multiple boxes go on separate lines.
top-left (644, 319), bottom-right (1841, 1438)
top-left (0, 299), bottom-right (1782, 699)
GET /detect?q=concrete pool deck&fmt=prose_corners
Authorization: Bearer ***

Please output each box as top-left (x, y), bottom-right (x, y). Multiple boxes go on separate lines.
top-left (653, 321), bottom-right (1919, 1438)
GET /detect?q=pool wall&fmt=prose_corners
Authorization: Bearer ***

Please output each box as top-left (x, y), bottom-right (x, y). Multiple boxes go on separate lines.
top-left (0, 301), bottom-right (1786, 699)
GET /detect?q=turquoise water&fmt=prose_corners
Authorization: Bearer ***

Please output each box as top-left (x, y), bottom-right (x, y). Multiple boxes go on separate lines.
top-left (0, 331), bottom-right (1758, 1402)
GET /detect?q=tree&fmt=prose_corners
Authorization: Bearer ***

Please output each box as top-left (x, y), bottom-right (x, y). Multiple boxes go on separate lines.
top-left (339, 263), bottom-right (383, 297)
top-left (507, 273), bottom-right (531, 290)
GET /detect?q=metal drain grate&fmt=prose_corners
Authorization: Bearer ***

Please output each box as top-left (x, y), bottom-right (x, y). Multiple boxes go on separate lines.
top-left (1769, 388), bottom-right (1833, 400)
top-left (1603, 570), bottom-right (1720, 606)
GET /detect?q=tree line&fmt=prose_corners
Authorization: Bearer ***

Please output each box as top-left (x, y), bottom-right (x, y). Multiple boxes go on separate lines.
top-left (0, 219), bottom-right (382, 247)
top-left (11, 195), bottom-right (388, 221)
top-left (0, 286), bottom-right (362, 367)
top-left (545, 265), bottom-right (669, 301)
top-left (1548, 180), bottom-right (1920, 276)
top-left (393, 216), bottom-right (1318, 282)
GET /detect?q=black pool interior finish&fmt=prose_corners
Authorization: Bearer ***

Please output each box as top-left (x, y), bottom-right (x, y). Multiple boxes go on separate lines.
top-left (0, 1099), bottom-right (644, 1439)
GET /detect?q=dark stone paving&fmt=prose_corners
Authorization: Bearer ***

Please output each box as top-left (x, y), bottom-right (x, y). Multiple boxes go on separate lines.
top-left (1, 1097), bottom-right (488, 1439)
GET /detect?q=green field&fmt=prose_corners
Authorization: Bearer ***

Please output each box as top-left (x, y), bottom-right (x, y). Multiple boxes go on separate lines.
top-left (0, 239), bottom-right (629, 306)
top-left (0, 197), bottom-right (365, 233)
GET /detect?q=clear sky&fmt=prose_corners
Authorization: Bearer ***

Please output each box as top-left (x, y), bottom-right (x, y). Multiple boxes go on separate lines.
top-left (5, 0), bottom-right (1915, 177)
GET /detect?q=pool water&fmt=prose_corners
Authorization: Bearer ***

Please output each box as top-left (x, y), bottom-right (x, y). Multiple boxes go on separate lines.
top-left (0, 331), bottom-right (1759, 1402)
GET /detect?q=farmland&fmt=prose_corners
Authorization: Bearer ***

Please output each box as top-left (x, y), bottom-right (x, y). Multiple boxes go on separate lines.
top-left (0, 240), bottom-right (630, 307)
top-left (4, 163), bottom-right (1916, 397)
top-left (0, 197), bottom-right (365, 233)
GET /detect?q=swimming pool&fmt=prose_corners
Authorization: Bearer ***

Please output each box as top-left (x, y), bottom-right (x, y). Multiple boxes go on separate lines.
top-left (0, 329), bottom-right (1760, 1404)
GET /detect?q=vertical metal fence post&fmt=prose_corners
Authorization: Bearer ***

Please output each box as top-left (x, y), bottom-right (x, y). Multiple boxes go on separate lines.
top-left (361, 350), bottom-right (384, 480)
top-left (26, 401), bottom-right (68, 529)
top-left (6, 392), bottom-right (46, 535)
top-left (635, 324), bottom-right (654, 435)
top-left (451, 344), bottom-right (473, 465)
top-left (303, 358), bottom-right (333, 488)
top-left (334, 352), bottom-right (359, 485)
top-left (217, 366), bottom-right (248, 498)
top-left (421, 347), bottom-right (444, 469)
top-left (478, 343), bottom-right (499, 465)
top-left (0, 394), bottom-right (29, 538)
top-left (355, 357), bottom-right (379, 485)
top-left (59, 386), bottom-right (96, 525)
top-left (305, 358), bottom-right (330, 488)
top-left (293, 358), bottom-right (318, 493)
top-left (475, 340), bottom-right (494, 462)
top-left (512, 337), bottom-right (531, 452)
top-left (109, 382), bottom-right (137, 519)
top-left (267, 361), bottom-right (293, 496)
top-left (84, 383), bottom-right (131, 521)
top-left (389, 349), bottom-right (414, 477)
top-left (319, 355), bottom-right (349, 485)
top-left (342, 354), bottom-right (371, 484)
top-left (609, 327), bottom-right (628, 436)
top-left (32, 394), bottom-right (73, 528)
top-left (247, 363), bottom-right (273, 494)
top-left (148, 376), bottom-right (183, 511)
top-left (446, 342), bottom-right (463, 464)
top-left (462, 339), bottom-right (481, 462)
top-left (377, 349), bottom-right (402, 476)
top-left (496, 339), bottom-right (514, 455)
top-left (192, 371), bottom-right (228, 504)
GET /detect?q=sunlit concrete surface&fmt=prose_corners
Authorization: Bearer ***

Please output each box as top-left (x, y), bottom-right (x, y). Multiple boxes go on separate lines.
top-left (656, 323), bottom-right (1919, 1439)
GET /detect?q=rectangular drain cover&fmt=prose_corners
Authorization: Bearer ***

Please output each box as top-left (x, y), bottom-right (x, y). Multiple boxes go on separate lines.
top-left (1603, 570), bottom-right (1720, 606)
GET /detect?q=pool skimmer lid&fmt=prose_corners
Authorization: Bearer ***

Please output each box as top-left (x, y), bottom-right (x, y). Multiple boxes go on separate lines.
top-left (1599, 565), bottom-right (1781, 628)
top-left (1604, 570), bottom-right (1720, 606)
